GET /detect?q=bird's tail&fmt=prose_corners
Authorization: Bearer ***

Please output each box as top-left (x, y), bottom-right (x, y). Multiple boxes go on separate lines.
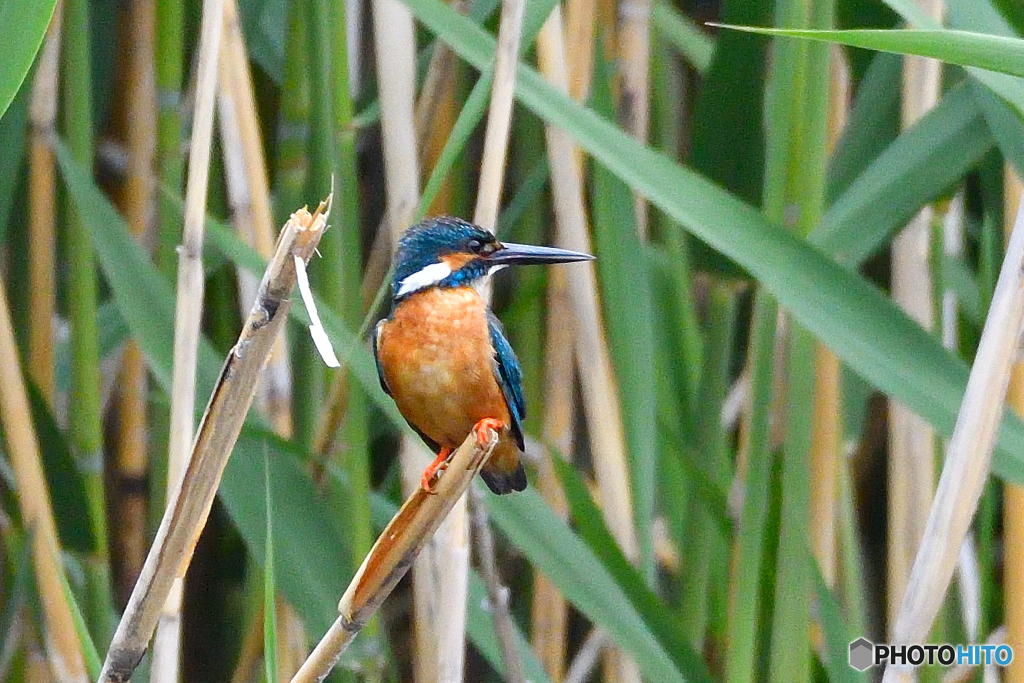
top-left (480, 436), bottom-right (527, 494)
top-left (480, 462), bottom-right (527, 494)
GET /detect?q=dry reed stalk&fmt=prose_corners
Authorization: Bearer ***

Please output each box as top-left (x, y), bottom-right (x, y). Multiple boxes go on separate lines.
top-left (470, 491), bottom-right (526, 683)
top-left (596, 0), bottom-right (619, 71)
top-left (345, 0), bottom-right (364, 98)
top-left (1004, 169), bottom-right (1024, 683)
top-left (809, 46), bottom-right (850, 589)
top-left (564, 0), bottom-right (596, 176)
top-left (887, 0), bottom-right (944, 633)
top-left (290, 429), bottom-right (500, 683)
top-left (99, 201), bottom-right (329, 682)
top-left (537, 9), bottom-right (641, 683)
top-left (360, 221), bottom-right (394, 309)
top-left (616, 0), bottom-right (651, 237)
top-left (167, 0), bottom-right (225, 491)
top-left (564, 0), bottom-right (596, 102)
top-left (880, 158), bottom-right (1024, 683)
top-left (111, 0), bottom-right (157, 602)
top-left (0, 281), bottom-right (87, 682)
top-left (219, 0), bottom-right (275, 258)
top-left (941, 191), bottom-right (965, 353)
top-left (120, 0), bottom-right (157, 241)
top-left (472, 0), bottom-right (527, 231)
top-left (470, 0), bottom-right (526, 303)
top-left (530, 266), bottom-right (575, 679)
top-left (564, 630), bottom-right (608, 683)
top-left (414, 0), bottom-right (465, 210)
top-left (418, 65), bottom-right (457, 215)
top-left (956, 531), bottom-right (980, 642)
top-left (940, 191), bottom-right (983, 642)
top-left (372, 0), bottom-right (420, 243)
top-left (113, 336), bottom-right (151, 592)
top-left (27, 6), bottom-right (62, 406)
top-left (218, 0), bottom-right (293, 437)
top-left (149, 0), bottom-right (225, 679)
top-left (810, 345), bottom-right (841, 585)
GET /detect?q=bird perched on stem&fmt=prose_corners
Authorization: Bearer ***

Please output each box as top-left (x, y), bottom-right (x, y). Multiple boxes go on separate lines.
top-left (374, 217), bottom-right (594, 494)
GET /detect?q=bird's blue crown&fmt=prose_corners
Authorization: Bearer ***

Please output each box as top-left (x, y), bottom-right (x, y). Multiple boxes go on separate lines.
top-left (391, 217), bottom-right (499, 299)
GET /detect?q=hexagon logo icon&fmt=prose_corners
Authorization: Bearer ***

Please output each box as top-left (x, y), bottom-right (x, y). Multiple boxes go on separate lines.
top-left (849, 638), bottom-right (874, 671)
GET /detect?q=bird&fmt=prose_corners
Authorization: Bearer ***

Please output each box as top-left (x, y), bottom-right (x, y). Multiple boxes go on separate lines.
top-left (373, 216), bottom-right (594, 495)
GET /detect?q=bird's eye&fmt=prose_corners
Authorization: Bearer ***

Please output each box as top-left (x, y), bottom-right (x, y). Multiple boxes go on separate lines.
top-left (467, 238), bottom-right (483, 253)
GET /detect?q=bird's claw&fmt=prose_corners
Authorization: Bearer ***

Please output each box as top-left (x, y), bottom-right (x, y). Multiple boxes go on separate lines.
top-left (421, 447), bottom-right (453, 494)
top-left (473, 418), bottom-right (504, 446)
top-left (419, 421), bottom-right (503, 493)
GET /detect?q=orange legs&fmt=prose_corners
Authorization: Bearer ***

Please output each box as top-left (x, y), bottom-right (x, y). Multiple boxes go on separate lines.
top-left (419, 418), bottom-right (505, 493)
top-left (474, 417), bottom-right (504, 445)
top-left (421, 447), bottom-right (452, 493)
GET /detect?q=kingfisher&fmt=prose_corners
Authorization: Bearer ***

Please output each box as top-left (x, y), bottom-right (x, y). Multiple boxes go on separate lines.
top-left (373, 216), bottom-right (594, 494)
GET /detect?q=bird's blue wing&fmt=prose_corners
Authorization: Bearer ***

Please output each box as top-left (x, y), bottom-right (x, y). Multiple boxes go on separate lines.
top-left (372, 319), bottom-right (391, 397)
top-left (487, 311), bottom-right (525, 451)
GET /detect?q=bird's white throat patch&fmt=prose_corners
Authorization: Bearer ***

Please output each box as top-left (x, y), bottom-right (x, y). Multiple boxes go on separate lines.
top-left (396, 261), bottom-right (453, 297)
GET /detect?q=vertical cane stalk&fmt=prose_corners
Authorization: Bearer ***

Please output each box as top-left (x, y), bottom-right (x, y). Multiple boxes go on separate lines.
top-left (887, 0), bottom-right (944, 634)
top-left (61, 0), bottom-right (114, 642)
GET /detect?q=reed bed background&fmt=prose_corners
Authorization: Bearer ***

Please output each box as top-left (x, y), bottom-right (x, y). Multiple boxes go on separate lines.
top-left (3, 0), bottom-right (1024, 681)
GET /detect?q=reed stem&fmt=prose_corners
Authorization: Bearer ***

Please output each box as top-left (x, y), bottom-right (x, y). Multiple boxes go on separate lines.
top-left (154, 0), bottom-right (225, 677)
top-left (61, 0), bottom-right (114, 643)
top-left (111, 0), bottom-right (158, 606)
top-left (887, 0), bottom-right (943, 631)
top-left (0, 279), bottom-right (88, 682)
top-left (27, 8), bottom-right (62, 407)
top-left (808, 46), bottom-right (850, 590)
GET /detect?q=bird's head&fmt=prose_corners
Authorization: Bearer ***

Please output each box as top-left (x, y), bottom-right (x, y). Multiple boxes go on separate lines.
top-left (391, 217), bottom-right (593, 301)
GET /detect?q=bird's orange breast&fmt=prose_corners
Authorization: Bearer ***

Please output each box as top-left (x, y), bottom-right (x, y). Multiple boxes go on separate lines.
top-left (377, 287), bottom-right (513, 453)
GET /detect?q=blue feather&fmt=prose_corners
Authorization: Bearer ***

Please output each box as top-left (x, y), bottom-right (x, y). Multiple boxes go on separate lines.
top-left (487, 311), bottom-right (525, 451)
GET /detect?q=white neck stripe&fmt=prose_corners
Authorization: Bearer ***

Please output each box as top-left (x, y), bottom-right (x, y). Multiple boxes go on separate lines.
top-left (396, 261), bottom-right (453, 297)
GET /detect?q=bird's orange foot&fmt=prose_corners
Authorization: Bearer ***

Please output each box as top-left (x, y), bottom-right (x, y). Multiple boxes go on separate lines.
top-left (473, 417), bottom-right (505, 446)
top-left (421, 447), bottom-right (453, 494)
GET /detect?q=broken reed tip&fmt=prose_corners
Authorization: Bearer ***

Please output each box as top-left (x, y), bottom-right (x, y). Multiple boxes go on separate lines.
top-left (311, 193), bottom-right (333, 223)
top-left (286, 193), bottom-right (331, 232)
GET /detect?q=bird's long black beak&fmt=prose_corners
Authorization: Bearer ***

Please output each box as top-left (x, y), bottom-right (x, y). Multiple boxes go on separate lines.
top-left (486, 242), bottom-right (594, 266)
